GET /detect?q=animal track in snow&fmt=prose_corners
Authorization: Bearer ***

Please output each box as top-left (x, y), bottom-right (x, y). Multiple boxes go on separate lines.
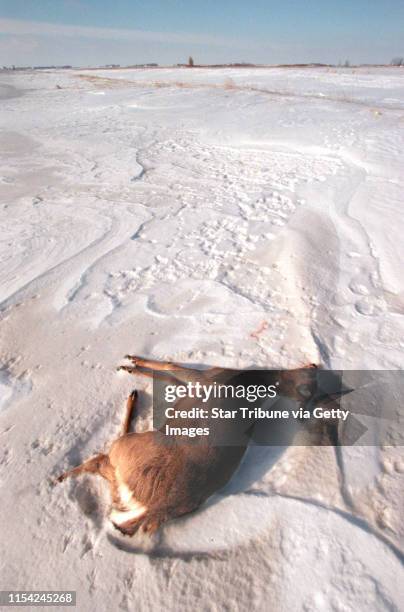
top-left (62, 133), bottom-right (342, 337)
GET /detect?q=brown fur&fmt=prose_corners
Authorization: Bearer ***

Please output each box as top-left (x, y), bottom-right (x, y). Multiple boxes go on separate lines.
top-left (57, 357), bottom-right (318, 536)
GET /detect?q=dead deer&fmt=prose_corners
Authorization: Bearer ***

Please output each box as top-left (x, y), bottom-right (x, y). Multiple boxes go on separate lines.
top-left (57, 356), bottom-right (319, 536)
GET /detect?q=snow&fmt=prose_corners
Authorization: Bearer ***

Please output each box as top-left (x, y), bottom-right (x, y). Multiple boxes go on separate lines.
top-left (0, 66), bottom-right (403, 610)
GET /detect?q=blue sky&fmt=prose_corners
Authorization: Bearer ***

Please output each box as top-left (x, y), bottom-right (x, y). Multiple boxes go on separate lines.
top-left (0, 0), bottom-right (403, 66)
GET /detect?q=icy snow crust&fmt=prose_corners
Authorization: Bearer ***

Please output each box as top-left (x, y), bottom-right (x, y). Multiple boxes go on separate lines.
top-left (0, 66), bottom-right (403, 610)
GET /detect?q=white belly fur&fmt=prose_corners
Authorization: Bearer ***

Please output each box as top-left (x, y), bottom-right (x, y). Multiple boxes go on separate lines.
top-left (110, 476), bottom-right (147, 526)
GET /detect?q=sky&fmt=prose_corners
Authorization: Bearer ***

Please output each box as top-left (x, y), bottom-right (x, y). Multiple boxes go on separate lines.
top-left (0, 0), bottom-right (403, 67)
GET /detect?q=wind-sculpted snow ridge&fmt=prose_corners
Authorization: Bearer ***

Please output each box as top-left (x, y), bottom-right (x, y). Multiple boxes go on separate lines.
top-left (0, 66), bottom-right (403, 611)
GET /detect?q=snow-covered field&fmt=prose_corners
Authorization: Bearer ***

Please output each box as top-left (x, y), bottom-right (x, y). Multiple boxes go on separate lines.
top-left (0, 66), bottom-right (403, 610)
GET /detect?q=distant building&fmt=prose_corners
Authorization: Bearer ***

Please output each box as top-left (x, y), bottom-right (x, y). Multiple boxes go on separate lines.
top-left (126, 63), bottom-right (159, 68)
top-left (33, 65), bottom-right (72, 70)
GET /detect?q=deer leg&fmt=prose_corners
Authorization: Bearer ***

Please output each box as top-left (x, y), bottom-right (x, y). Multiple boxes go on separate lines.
top-left (113, 509), bottom-right (167, 536)
top-left (117, 364), bottom-right (177, 384)
top-left (121, 356), bottom-right (227, 382)
top-left (56, 453), bottom-right (108, 483)
top-left (112, 516), bottom-right (143, 537)
top-left (124, 355), bottom-right (187, 372)
top-left (121, 390), bottom-right (137, 435)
